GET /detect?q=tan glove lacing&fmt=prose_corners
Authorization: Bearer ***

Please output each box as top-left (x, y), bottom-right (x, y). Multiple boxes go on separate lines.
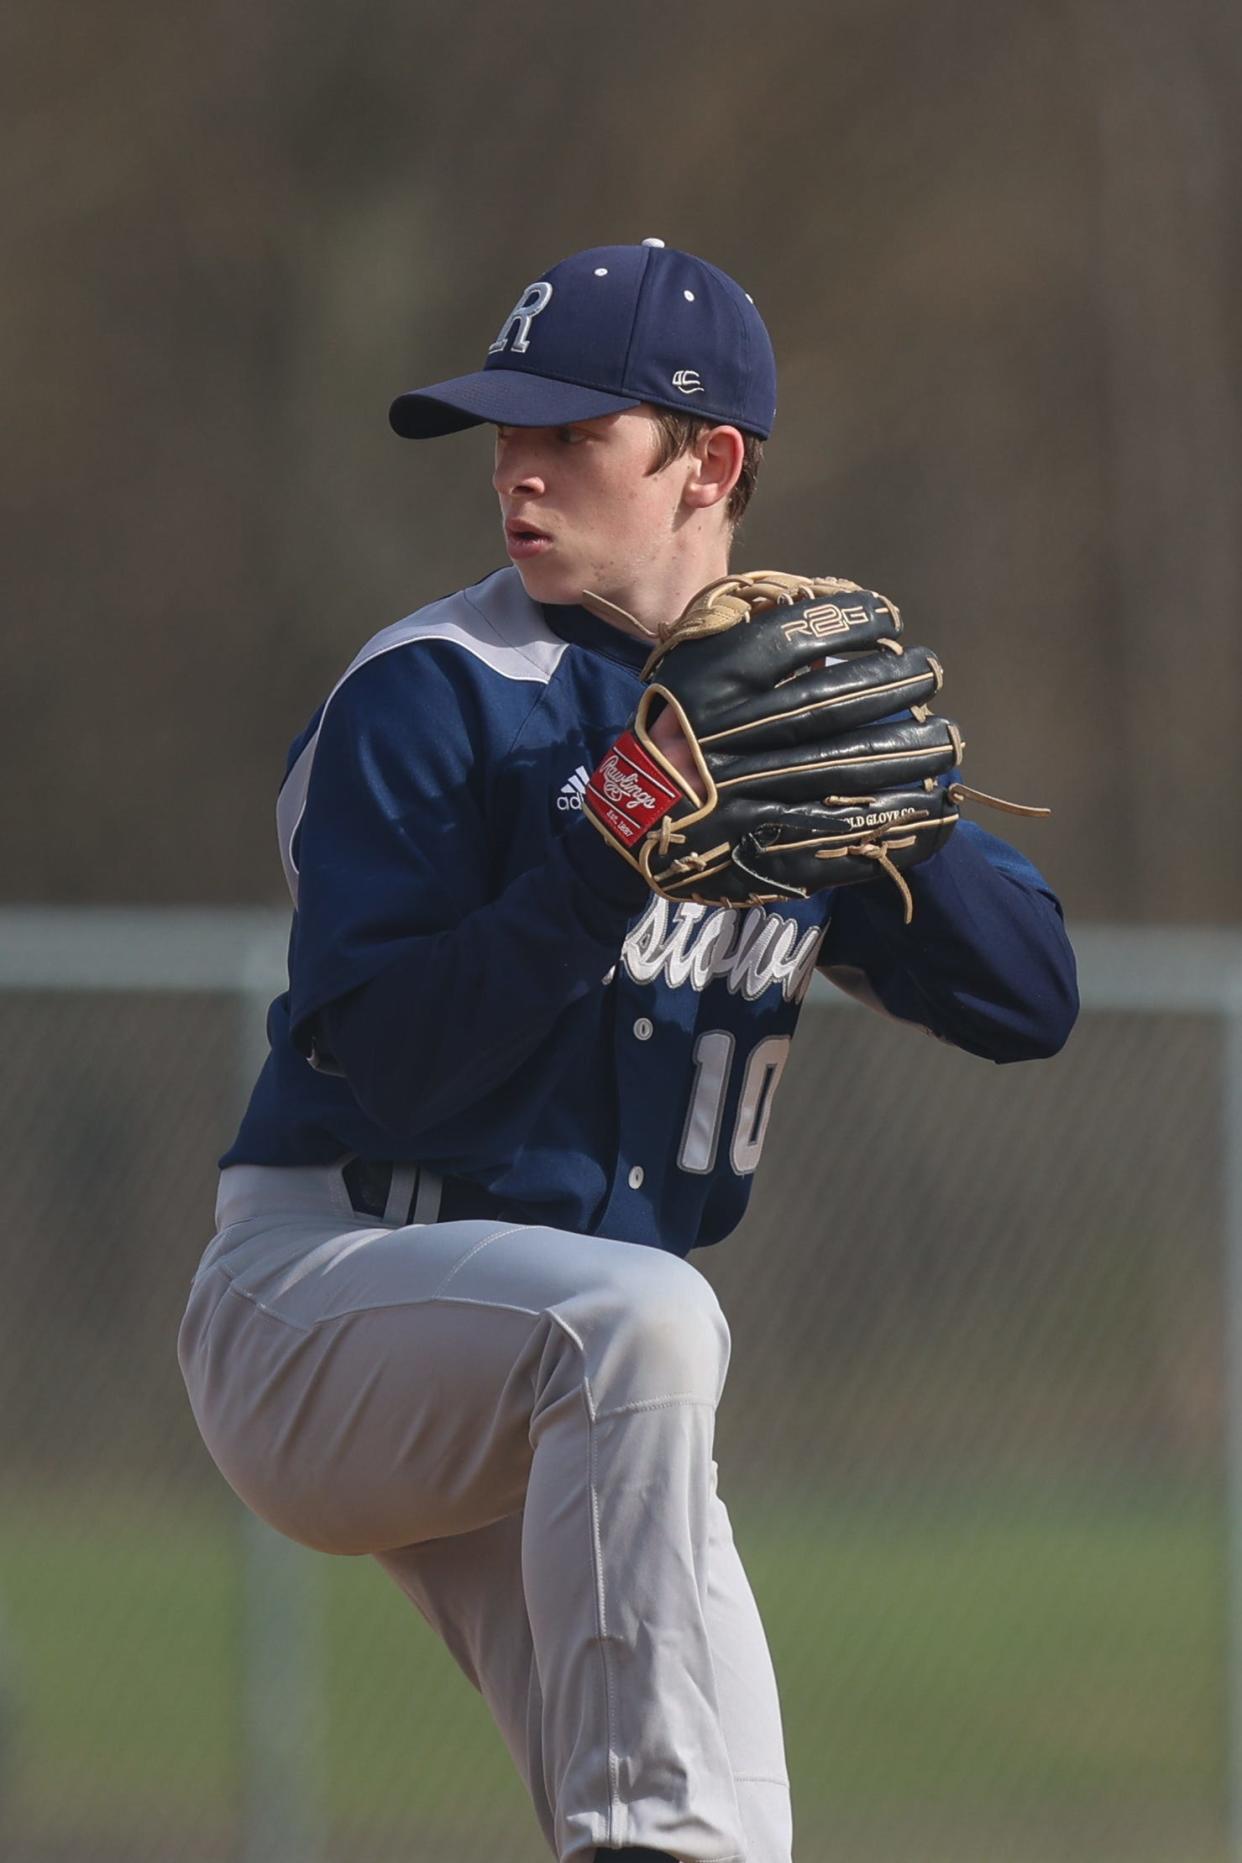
top-left (580, 573), bottom-right (894, 671)
top-left (816, 837), bottom-right (919, 924)
top-left (641, 572), bottom-right (892, 679)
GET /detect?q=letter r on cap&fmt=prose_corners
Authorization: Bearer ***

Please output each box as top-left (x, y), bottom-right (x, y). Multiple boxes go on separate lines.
top-left (488, 282), bottom-right (554, 356)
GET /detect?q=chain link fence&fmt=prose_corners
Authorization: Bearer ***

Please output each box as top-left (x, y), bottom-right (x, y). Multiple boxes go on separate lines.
top-left (0, 912), bottom-right (1234, 1863)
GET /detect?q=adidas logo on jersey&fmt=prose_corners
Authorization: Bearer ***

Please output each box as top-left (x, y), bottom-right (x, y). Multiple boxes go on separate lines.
top-left (556, 765), bottom-right (591, 811)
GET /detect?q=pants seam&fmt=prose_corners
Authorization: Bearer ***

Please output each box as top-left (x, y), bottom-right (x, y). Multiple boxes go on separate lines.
top-left (536, 1312), bottom-right (622, 1843)
top-left (593, 1393), bottom-right (717, 1423)
top-left (429, 1224), bottom-right (530, 1298)
top-left (209, 1269), bottom-right (316, 1335)
top-left (199, 1221), bottom-right (532, 1335)
top-left (587, 1392), bottom-right (624, 1846)
top-left (546, 1311), bottom-right (732, 1853)
top-left (203, 1266), bottom-right (546, 1337)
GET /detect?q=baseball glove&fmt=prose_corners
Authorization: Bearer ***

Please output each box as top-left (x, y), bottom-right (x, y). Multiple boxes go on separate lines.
top-left (581, 571), bottom-right (1044, 920)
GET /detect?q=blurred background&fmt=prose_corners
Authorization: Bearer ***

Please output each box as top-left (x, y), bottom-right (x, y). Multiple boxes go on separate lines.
top-left (3, 0), bottom-right (1239, 1858)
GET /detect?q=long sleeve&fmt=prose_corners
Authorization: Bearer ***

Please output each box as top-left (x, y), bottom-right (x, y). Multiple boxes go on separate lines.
top-left (316, 823), bottom-right (645, 1135)
top-left (818, 821), bottom-right (1078, 1062)
top-left (284, 638), bottom-right (647, 1140)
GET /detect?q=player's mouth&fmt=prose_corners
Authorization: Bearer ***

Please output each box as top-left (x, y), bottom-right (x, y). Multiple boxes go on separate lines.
top-left (505, 520), bottom-right (552, 561)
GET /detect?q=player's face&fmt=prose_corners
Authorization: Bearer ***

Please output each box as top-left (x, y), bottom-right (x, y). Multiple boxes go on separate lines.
top-left (492, 409), bottom-right (698, 611)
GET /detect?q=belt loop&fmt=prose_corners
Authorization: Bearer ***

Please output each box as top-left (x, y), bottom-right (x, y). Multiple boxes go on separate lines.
top-left (383, 1164), bottom-right (419, 1224)
top-left (411, 1170), bottom-right (442, 1225)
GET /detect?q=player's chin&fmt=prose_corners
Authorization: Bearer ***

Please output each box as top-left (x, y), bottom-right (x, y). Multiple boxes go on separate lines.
top-left (510, 552), bottom-right (581, 606)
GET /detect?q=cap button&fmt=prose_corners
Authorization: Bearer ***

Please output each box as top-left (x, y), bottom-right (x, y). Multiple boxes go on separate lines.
top-left (640, 237), bottom-right (665, 248)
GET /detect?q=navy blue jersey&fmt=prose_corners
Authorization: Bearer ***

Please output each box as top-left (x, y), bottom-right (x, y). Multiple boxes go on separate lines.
top-left (226, 567), bottom-right (1077, 1253)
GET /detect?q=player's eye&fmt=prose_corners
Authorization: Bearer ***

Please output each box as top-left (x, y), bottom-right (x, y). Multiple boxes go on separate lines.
top-left (557, 426), bottom-right (586, 444)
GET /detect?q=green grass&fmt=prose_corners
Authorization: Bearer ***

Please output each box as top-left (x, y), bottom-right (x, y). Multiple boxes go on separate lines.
top-left (0, 1498), bottom-right (243, 1820)
top-left (750, 1487), bottom-right (1224, 1811)
top-left (0, 1480), bottom-right (1226, 1859)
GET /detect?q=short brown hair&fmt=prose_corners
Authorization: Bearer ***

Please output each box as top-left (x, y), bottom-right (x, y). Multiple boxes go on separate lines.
top-left (647, 408), bottom-right (765, 527)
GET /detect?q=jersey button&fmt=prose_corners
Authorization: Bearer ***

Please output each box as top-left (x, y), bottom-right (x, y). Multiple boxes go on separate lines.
top-left (633, 1017), bottom-right (653, 1041)
top-left (628, 1165), bottom-right (645, 1189)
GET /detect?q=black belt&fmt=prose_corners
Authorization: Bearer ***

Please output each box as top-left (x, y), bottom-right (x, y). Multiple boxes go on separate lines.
top-left (341, 1156), bottom-right (523, 1227)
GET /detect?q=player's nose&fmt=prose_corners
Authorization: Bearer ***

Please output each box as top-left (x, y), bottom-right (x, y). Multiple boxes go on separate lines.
top-left (492, 434), bottom-right (546, 498)
top-left (495, 471), bottom-right (547, 500)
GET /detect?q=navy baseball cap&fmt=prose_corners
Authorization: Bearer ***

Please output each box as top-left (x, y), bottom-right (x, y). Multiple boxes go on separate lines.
top-left (389, 238), bottom-right (777, 440)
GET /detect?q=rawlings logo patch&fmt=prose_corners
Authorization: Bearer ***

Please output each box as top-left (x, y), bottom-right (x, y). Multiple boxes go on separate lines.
top-left (585, 732), bottom-right (680, 848)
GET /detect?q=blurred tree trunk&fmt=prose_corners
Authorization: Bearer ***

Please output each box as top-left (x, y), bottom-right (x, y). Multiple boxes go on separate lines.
top-left (1080, 0), bottom-right (1242, 918)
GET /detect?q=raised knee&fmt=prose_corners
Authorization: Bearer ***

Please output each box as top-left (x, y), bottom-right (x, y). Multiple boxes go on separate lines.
top-left (593, 1256), bottom-right (730, 1404)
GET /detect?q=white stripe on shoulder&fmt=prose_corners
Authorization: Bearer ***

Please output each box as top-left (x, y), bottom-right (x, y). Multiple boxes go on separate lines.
top-left (346, 566), bottom-right (566, 688)
top-left (277, 569), bottom-right (562, 906)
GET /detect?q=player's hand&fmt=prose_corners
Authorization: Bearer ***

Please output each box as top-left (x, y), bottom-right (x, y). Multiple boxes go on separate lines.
top-left (580, 571), bottom-right (1047, 920)
top-left (647, 700), bottom-right (699, 794)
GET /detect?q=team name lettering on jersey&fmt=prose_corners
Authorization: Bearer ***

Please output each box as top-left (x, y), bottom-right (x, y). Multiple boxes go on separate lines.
top-left (622, 898), bottom-right (824, 1004)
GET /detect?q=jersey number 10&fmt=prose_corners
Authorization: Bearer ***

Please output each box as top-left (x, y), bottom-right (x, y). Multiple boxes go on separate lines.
top-left (678, 1032), bottom-right (791, 1176)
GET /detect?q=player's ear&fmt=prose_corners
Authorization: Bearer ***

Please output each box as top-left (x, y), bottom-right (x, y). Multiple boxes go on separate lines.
top-left (682, 425), bottom-right (744, 515)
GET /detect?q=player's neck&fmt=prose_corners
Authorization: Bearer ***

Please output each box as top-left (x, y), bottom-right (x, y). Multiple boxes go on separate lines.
top-left (592, 535), bottom-right (734, 643)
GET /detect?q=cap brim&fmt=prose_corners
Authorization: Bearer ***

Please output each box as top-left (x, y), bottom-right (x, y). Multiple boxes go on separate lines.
top-left (389, 369), bottom-right (641, 438)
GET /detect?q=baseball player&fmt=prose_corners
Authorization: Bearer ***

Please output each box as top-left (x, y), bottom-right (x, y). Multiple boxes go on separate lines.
top-left (179, 239), bottom-right (1077, 1863)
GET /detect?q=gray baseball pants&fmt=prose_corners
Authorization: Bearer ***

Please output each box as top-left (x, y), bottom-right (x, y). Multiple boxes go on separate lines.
top-left (178, 1164), bottom-right (793, 1863)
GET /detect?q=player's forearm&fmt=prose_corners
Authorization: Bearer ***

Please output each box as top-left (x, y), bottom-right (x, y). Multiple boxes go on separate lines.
top-left (311, 820), bottom-right (649, 1138)
top-left (822, 822), bottom-right (1078, 1062)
